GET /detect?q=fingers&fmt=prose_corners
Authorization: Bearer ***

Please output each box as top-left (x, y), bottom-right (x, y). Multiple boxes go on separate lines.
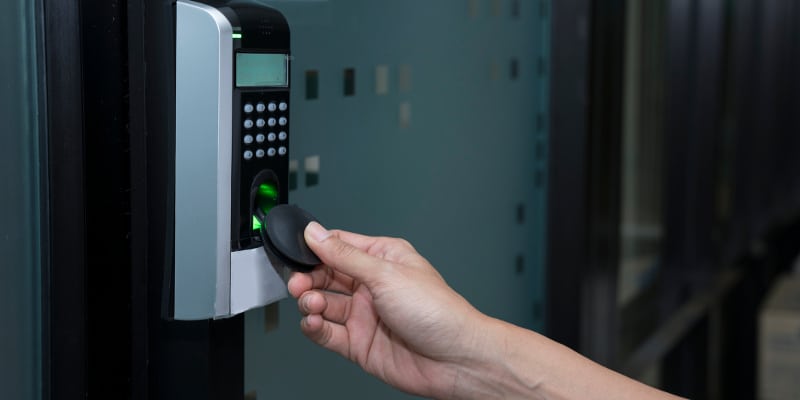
top-left (300, 314), bottom-right (350, 359)
top-left (297, 290), bottom-right (352, 324)
top-left (304, 222), bottom-right (389, 284)
top-left (322, 229), bottom-right (384, 253)
top-left (286, 272), bottom-right (313, 298)
top-left (287, 266), bottom-right (358, 297)
top-left (327, 229), bottom-right (418, 264)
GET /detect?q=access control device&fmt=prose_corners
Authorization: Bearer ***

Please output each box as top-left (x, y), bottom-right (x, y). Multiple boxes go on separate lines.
top-left (173, 0), bottom-right (292, 320)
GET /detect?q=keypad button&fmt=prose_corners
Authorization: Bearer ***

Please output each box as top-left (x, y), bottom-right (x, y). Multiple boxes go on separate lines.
top-left (256, 149), bottom-right (265, 158)
top-left (278, 146), bottom-right (287, 156)
top-left (278, 131), bottom-right (287, 141)
top-left (243, 134), bottom-right (254, 144)
top-left (243, 103), bottom-right (254, 113)
top-left (268, 118), bottom-right (277, 127)
top-left (243, 150), bottom-right (253, 160)
top-left (279, 102), bottom-right (288, 111)
top-left (267, 148), bottom-right (277, 157)
top-left (256, 118), bottom-right (266, 128)
top-left (256, 102), bottom-right (266, 113)
top-left (279, 117), bottom-right (288, 126)
top-left (256, 133), bottom-right (266, 143)
top-left (268, 102), bottom-right (277, 112)
top-left (267, 132), bottom-right (277, 142)
top-left (243, 119), bottom-right (254, 129)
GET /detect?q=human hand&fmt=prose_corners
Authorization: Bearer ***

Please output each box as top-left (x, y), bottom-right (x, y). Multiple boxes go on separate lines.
top-left (287, 222), bottom-right (687, 400)
top-left (287, 222), bottom-right (492, 399)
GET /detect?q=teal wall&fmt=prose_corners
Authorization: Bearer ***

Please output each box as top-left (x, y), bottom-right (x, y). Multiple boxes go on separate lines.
top-left (0, 0), bottom-right (43, 398)
top-left (245, 0), bottom-right (549, 398)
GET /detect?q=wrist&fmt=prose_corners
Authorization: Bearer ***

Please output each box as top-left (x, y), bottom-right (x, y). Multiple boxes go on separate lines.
top-left (444, 316), bottom-right (544, 400)
top-left (453, 318), bottom-right (686, 400)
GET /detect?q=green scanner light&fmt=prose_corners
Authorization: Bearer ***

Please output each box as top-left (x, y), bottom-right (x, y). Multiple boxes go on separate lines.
top-left (258, 183), bottom-right (279, 199)
top-left (253, 182), bottom-right (279, 231)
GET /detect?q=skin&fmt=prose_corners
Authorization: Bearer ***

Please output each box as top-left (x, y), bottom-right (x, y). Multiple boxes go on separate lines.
top-left (287, 222), bottom-right (686, 400)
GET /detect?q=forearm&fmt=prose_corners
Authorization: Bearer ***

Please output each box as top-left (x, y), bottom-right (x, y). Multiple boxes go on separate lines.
top-left (449, 317), bottom-right (685, 400)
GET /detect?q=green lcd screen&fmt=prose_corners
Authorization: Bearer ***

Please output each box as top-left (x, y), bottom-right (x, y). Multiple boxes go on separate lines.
top-left (236, 53), bottom-right (288, 87)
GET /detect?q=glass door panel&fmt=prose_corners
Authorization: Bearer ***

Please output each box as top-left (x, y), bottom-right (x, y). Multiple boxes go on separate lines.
top-left (0, 0), bottom-right (45, 398)
top-left (244, 1), bottom-right (551, 398)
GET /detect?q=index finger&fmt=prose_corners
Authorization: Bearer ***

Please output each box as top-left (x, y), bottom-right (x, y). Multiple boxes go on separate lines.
top-left (288, 265), bottom-right (359, 297)
top-left (326, 229), bottom-right (416, 263)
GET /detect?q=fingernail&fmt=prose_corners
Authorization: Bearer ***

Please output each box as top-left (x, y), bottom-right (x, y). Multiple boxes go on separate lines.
top-left (306, 221), bottom-right (332, 242)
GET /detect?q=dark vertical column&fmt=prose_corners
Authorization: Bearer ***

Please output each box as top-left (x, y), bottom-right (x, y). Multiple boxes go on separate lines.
top-left (126, 0), bottom-right (149, 397)
top-left (661, 0), bottom-right (695, 313)
top-left (661, 0), bottom-right (729, 396)
top-left (41, 0), bottom-right (88, 397)
top-left (726, 0), bottom-right (760, 258)
top-left (760, 0), bottom-right (800, 220)
top-left (582, 0), bottom-right (626, 367)
top-left (548, 0), bottom-right (627, 365)
top-left (660, 0), bottom-right (702, 395)
top-left (776, 2), bottom-right (800, 211)
top-left (546, 0), bottom-right (592, 352)
top-left (661, 0), bottom-right (726, 319)
top-left (80, 0), bottom-right (134, 395)
top-left (692, 0), bottom-right (724, 271)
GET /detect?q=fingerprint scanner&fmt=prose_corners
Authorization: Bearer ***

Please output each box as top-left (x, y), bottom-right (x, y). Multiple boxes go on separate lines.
top-left (253, 181), bottom-right (279, 231)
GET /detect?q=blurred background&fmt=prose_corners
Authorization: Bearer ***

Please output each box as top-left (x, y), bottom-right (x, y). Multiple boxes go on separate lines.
top-left (2, 0), bottom-right (799, 399)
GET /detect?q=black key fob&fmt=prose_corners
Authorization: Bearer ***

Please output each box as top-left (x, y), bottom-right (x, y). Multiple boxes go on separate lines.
top-left (259, 204), bottom-right (321, 272)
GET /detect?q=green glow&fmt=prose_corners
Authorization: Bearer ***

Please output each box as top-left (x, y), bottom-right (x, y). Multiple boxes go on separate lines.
top-left (232, 33), bottom-right (242, 39)
top-left (253, 182), bottom-right (279, 231)
top-left (258, 183), bottom-right (278, 199)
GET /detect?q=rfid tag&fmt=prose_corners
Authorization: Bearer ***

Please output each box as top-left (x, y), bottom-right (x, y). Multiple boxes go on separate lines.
top-left (259, 204), bottom-right (321, 271)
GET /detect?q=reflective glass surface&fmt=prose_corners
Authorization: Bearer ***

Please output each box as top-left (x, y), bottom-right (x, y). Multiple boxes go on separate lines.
top-left (0, 0), bottom-right (44, 398)
top-left (244, 1), bottom-right (551, 398)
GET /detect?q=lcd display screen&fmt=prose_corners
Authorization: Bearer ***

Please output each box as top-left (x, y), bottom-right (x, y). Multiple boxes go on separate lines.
top-left (236, 53), bottom-right (288, 87)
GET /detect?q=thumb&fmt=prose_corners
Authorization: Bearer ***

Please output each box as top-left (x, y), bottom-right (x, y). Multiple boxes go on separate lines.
top-left (304, 222), bottom-right (386, 283)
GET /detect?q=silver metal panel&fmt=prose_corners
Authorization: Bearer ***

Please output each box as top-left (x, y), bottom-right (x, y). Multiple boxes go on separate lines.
top-left (230, 248), bottom-right (288, 316)
top-left (175, 0), bottom-right (233, 320)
